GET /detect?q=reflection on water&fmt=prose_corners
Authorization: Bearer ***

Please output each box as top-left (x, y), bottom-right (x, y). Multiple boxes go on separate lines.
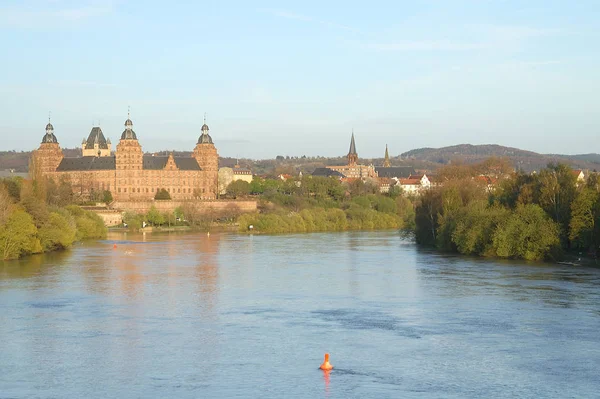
top-left (1, 231), bottom-right (600, 398)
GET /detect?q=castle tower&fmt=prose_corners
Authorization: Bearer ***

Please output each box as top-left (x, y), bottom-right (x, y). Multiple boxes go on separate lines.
top-left (193, 114), bottom-right (219, 199)
top-left (115, 111), bottom-right (143, 199)
top-left (383, 144), bottom-right (391, 167)
top-left (347, 131), bottom-right (358, 166)
top-left (33, 118), bottom-right (64, 175)
top-left (82, 126), bottom-right (111, 156)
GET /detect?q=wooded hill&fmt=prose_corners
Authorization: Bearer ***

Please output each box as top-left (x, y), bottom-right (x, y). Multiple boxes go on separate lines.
top-left (401, 144), bottom-right (600, 172)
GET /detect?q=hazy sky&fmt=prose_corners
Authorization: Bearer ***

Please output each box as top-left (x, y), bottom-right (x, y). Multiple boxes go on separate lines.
top-left (0, 0), bottom-right (598, 159)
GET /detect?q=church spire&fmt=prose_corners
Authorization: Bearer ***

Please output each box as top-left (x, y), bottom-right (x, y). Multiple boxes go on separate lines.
top-left (347, 130), bottom-right (358, 166)
top-left (383, 144), bottom-right (391, 167)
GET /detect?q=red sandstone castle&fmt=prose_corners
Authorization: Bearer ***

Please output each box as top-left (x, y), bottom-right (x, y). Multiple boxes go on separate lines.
top-left (33, 114), bottom-right (219, 201)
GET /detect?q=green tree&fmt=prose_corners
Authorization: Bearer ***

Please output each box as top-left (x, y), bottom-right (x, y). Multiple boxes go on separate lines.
top-left (0, 210), bottom-right (42, 260)
top-left (38, 211), bottom-right (77, 251)
top-left (226, 180), bottom-right (250, 199)
top-left (122, 211), bottom-right (143, 231)
top-left (0, 183), bottom-right (14, 225)
top-left (2, 177), bottom-right (23, 202)
top-left (451, 201), bottom-right (510, 256)
top-left (537, 163), bottom-right (577, 235)
top-left (146, 206), bottom-right (165, 226)
top-left (163, 211), bottom-right (176, 227)
top-left (415, 188), bottom-right (442, 246)
top-left (569, 188), bottom-right (600, 252)
top-left (493, 204), bottom-right (561, 261)
top-left (102, 190), bottom-right (113, 204)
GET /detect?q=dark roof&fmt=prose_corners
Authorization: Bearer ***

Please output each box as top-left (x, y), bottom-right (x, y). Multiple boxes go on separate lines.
top-left (57, 156), bottom-right (116, 171)
top-left (142, 155), bottom-right (201, 171)
top-left (375, 166), bottom-right (417, 178)
top-left (121, 128), bottom-right (137, 140)
top-left (174, 157), bottom-right (201, 170)
top-left (84, 127), bottom-right (109, 149)
top-left (142, 156), bottom-right (168, 170)
top-left (312, 168), bottom-right (345, 177)
top-left (46, 123), bottom-right (54, 131)
top-left (197, 133), bottom-right (213, 144)
top-left (348, 133), bottom-right (357, 155)
top-left (41, 133), bottom-right (58, 144)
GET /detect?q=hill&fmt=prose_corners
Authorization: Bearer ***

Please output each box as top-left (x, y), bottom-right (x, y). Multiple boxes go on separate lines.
top-left (401, 144), bottom-right (600, 172)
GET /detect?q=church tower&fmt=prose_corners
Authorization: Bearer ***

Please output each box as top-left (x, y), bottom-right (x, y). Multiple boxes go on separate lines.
top-left (347, 131), bottom-right (358, 166)
top-left (33, 117), bottom-right (64, 175)
top-left (115, 111), bottom-right (143, 199)
top-left (383, 144), bottom-right (391, 167)
top-left (193, 115), bottom-right (219, 199)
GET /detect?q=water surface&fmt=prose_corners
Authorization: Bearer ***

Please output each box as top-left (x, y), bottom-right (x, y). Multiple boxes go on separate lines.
top-left (1, 231), bottom-right (599, 398)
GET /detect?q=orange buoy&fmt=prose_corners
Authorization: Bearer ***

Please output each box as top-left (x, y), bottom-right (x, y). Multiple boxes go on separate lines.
top-left (113, 243), bottom-right (117, 249)
top-left (319, 353), bottom-right (333, 370)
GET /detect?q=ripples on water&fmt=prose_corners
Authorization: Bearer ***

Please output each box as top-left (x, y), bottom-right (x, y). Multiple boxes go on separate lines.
top-left (1, 231), bottom-right (599, 398)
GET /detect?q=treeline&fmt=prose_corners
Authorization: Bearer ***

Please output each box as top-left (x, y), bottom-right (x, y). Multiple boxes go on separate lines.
top-left (227, 176), bottom-right (415, 233)
top-left (0, 177), bottom-right (106, 260)
top-left (415, 162), bottom-right (600, 261)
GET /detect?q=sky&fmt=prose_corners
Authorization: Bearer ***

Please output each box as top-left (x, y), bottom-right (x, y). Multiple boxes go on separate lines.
top-left (0, 0), bottom-right (598, 159)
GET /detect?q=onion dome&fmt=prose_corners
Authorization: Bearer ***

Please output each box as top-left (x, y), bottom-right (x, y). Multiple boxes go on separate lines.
top-left (197, 114), bottom-right (214, 144)
top-left (41, 120), bottom-right (58, 143)
top-left (120, 114), bottom-right (138, 140)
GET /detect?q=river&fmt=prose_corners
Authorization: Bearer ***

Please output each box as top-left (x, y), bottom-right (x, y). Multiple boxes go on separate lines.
top-left (1, 231), bottom-right (599, 398)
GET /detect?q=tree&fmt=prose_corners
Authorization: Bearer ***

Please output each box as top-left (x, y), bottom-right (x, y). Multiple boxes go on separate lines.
top-left (122, 211), bottom-right (143, 230)
top-left (0, 183), bottom-right (14, 225)
top-left (1, 177), bottom-right (22, 202)
top-left (0, 210), bottom-right (42, 260)
top-left (249, 177), bottom-right (266, 195)
top-left (537, 163), bottom-right (577, 236)
top-left (226, 180), bottom-right (250, 199)
top-left (155, 188), bottom-right (171, 200)
top-left (163, 211), bottom-right (176, 227)
top-left (569, 188), bottom-right (600, 252)
top-left (38, 211), bottom-right (77, 251)
top-left (174, 206), bottom-right (185, 222)
top-left (415, 188), bottom-right (442, 246)
top-left (146, 206), bottom-right (165, 226)
top-left (102, 190), bottom-right (113, 204)
top-left (493, 204), bottom-right (561, 261)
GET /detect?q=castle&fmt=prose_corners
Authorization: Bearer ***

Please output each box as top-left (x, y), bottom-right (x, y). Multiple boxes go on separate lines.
top-left (33, 114), bottom-right (219, 201)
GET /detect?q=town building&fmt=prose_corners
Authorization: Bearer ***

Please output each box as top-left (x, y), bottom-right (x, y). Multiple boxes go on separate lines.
top-left (218, 164), bottom-right (253, 195)
top-left (33, 114), bottom-right (219, 201)
top-left (319, 132), bottom-right (377, 179)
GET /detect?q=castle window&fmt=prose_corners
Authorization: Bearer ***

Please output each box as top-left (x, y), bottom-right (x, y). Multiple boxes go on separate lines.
top-left (137, 188), bottom-right (140, 193)
top-left (118, 188), bottom-right (121, 193)
top-left (167, 188), bottom-right (170, 192)
top-left (124, 188), bottom-right (127, 193)
top-left (146, 188), bottom-right (148, 193)
top-left (178, 188), bottom-right (181, 193)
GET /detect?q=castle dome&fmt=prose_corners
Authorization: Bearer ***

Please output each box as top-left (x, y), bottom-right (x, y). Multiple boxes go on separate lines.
top-left (41, 120), bottom-right (58, 143)
top-left (121, 114), bottom-right (138, 140)
top-left (197, 115), bottom-right (213, 144)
